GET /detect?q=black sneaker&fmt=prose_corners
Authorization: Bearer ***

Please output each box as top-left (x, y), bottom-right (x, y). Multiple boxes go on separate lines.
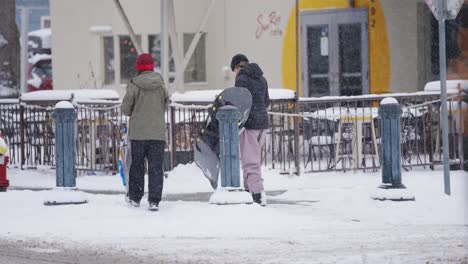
top-left (252, 192), bottom-right (267, 206)
top-left (252, 193), bottom-right (262, 204)
top-left (148, 202), bottom-right (159, 211)
top-left (125, 196), bottom-right (140, 207)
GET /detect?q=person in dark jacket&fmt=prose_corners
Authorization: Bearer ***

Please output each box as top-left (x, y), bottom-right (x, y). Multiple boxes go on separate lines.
top-left (231, 54), bottom-right (270, 206)
top-left (122, 53), bottom-right (168, 211)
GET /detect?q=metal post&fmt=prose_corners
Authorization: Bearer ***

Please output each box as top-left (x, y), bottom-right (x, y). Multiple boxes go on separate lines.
top-left (458, 88), bottom-right (464, 170)
top-left (294, 0), bottom-right (301, 176)
top-left (216, 106), bottom-right (241, 188)
top-left (112, 0), bottom-right (143, 54)
top-left (19, 105), bottom-right (25, 169)
top-left (161, 0), bottom-right (169, 87)
top-left (170, 106), bottom-right (176, 169)
top-left (52, 102), bottom-right (77, 188)
top-left (20, 8), bottom-right (29, 95)
top-left (438, 17), bottom-right (451, 195)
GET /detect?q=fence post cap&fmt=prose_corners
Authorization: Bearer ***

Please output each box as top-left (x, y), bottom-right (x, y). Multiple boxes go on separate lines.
top-left (380, 97), bottom-right (399, 105)
top-left (55, 101), bottom-right (75, 109)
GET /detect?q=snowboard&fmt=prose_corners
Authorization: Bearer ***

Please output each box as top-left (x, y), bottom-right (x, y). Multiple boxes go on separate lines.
top-left (194, 87), bottom-right (252, 189)
top-left (118, 127), bottom-right (131, 196)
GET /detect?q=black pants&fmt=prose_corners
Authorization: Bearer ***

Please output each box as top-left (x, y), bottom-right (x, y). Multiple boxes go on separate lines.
top-left (129, 140), bottom-right (165, 203)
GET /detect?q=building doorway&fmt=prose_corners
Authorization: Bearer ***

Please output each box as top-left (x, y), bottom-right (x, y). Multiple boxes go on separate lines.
top-left (301, 8), bottom-right (369, 97)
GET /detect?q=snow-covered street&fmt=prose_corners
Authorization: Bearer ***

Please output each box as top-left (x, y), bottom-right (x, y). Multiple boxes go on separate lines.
top-left (1, 165), bottom-right (467, 263)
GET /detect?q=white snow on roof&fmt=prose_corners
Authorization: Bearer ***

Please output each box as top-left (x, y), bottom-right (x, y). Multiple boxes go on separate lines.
top-left (28, 28), bottom-right (51, 38)
top-left (28, 28), bottom-right (51, 48)
top-left (89, 25), bottom-right (112, 33)
top-left (424, 80), bottom-right (468, 92)
top-left (21, 89), bottom-right (120, 102)
top-left (0, 34), bottom-right (7, 48)
top-left (28, 54), bottom-right (52, 65)
top-left (170, 88), bottom-right (295, 103)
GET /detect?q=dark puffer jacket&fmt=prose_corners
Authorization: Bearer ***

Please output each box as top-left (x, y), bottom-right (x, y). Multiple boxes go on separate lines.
top-left (235, 63), bottom-right (270, 130)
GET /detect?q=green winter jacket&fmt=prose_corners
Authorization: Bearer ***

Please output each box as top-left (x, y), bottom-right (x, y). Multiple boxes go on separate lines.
top-left (122, 71), bottom-right (168, 141)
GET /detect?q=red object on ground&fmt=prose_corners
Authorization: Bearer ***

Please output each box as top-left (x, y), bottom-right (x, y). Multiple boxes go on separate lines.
top-left (0, 155), bottom-right (9, 192)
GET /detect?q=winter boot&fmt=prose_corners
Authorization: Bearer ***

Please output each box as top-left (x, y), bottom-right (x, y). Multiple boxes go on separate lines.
top-left (148, 202), bottom-right (159, 212)
top-left (252, 191), bottom-right (267, 206)
top-left (125, 195), bottom-right (140, 207)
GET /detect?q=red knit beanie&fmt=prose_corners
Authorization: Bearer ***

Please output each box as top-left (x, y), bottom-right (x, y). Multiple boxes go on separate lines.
top-left (135, 53), bottom-right (155, 71)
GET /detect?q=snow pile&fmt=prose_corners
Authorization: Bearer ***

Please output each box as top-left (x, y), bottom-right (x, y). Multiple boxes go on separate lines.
top-left (306, 106), bottom-right (379, 121)
top-left (0, 33), bottom-right (7, 48)
top-left (22, 90), bottom-right (73, 101)
top-left (171, 89), bottom-right (222, 103)
top-left (299, 90), bottom-right (460, 102)
top-left (171, 88), bottom-right (295, 103)
top-left (21, 89), bottom-right (120, 103)
top-left (269, 88), bottom-right (295, 100)
top-left (424, 79), bottom-right (468, 92)
top-left (370, 187), bottom-right (415, 201)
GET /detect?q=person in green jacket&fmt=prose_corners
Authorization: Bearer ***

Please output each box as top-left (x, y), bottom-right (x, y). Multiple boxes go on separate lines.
top-left (122, 53), bottom-right (168, 211)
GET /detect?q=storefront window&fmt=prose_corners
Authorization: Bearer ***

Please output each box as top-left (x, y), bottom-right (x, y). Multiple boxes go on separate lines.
top-left (103, 36), bottom-right (114, 85)
top-left (184, 33), bottom-right (206, 83)
top-left (148, 34), bottom-right (175, 82)
top-left (120, 35), bottom-right (141, 82)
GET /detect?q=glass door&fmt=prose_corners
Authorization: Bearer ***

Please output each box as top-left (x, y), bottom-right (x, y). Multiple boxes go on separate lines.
top-left (301, 9), bottom-right (369, 97)
top-left (301, 13), bottom-right (331, 97)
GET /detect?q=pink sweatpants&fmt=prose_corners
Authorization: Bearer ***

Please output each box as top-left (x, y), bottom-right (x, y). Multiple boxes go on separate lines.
top-left (239, 129), bottom-right (266, 194)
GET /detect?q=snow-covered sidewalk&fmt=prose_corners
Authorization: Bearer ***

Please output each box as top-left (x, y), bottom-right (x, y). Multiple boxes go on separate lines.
top-left (1, 164), bottom-right (467, 263)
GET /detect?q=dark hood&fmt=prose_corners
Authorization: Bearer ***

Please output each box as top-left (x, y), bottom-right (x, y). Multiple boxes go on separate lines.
top-left (239, 63), bottom-right (263, 79)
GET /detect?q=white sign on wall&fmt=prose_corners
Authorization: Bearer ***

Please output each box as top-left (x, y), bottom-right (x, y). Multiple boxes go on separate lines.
top-left (425, 0), bottom-right (464, 20)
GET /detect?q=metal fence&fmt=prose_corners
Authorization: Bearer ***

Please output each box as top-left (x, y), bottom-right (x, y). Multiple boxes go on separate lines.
top-left (0, 90), bottom-right (465, 175)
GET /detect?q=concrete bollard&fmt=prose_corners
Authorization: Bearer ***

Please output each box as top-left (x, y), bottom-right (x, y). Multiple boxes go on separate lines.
top-left (52, 101), bottom-right (78, 187)
top-left (209, 105), bottom-right (252, 205)
top-left (371, 97), bottom-right (414, 201)
top-left (44, 101), bottom-right (87, 206)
